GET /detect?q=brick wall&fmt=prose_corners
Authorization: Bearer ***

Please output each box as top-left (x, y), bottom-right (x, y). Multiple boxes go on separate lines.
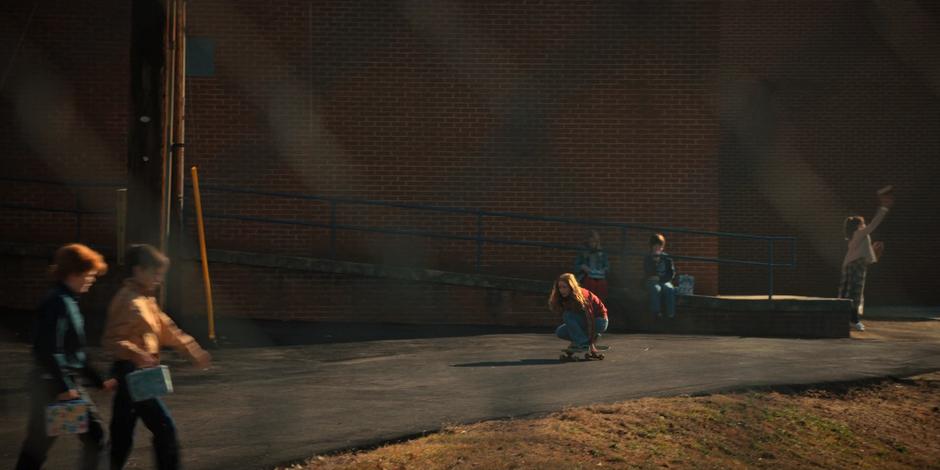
top-left (0, 1), bottom-right (129, 181)
top-left (2, 1), bottom-right (935, 325)
top-left (179, 260), bottom-right (552, 326)
top-left (0, 253), bottom-right (125, 342)
top-left (180, 0), bottom-right (722, 306)
top-left (0, 1), bottom-right (129, 246)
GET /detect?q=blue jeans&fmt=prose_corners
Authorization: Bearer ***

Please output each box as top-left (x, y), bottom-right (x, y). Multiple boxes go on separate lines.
top-left (110, 361), bottom-right (180, 470)
top-left (556, 311), bottom-right (609, 347)
top-left (647, 280), bottom-right (676, 317)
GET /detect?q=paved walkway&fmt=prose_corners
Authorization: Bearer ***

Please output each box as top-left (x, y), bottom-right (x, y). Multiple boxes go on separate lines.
top-left (1, 320), bottom-right (939, 470)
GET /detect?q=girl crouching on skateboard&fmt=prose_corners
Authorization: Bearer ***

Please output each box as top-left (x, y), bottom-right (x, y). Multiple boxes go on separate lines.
top-left (102, 244), bottom-right (211, 470)
top-left (549, 273), bottom-right (608, 354)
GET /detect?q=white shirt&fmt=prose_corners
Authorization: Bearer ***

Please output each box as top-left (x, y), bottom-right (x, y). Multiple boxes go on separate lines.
top-left (843, 206), bottom-right (889, 267)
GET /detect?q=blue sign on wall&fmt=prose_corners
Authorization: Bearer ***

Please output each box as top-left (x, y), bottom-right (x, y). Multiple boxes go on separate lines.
top-left (186, 37), bottom-right (215, 77)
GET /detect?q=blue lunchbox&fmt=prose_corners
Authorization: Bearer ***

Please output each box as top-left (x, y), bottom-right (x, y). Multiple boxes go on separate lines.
top-left (126, 365), bottom-right (174, 402)
top-left (46, 399), bottom-right (90, 436)
top-left (677, 274), bottom-right (695, 296)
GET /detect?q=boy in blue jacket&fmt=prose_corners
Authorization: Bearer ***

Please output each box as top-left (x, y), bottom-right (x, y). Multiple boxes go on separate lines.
top-left (16, 244), bottom-right (117, 470)
top-left (643, 233), bottom-right (677, 318)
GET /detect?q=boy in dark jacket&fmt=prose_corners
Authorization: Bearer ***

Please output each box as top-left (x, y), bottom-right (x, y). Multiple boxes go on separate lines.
top-left (16, 244), bottom-right (116, 470)
top-left (643, 233), bottom-right (677, 318)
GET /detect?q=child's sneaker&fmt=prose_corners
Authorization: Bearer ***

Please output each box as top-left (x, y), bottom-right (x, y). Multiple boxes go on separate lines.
top-left (851, 321), bottom-right (866, 331)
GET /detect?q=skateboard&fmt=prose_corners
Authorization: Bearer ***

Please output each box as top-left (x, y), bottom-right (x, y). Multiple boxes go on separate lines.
top-left (559, 345), bottom-right (609, 362)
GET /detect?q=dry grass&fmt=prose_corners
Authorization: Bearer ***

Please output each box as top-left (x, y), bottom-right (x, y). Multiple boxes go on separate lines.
top-left (279, 372), bottom-right (940, 470)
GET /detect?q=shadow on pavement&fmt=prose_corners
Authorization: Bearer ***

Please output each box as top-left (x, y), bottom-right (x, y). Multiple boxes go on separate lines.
top-left (181, 318), bottom-right (550, 348)
top-left (1, 307), bottom-right (550, 347)
top-left (451, 358), bottom-right (564, 367)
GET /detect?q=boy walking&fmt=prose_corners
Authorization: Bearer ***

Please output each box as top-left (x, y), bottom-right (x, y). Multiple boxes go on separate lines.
top-left (103, 244), bottom-right (211, 470)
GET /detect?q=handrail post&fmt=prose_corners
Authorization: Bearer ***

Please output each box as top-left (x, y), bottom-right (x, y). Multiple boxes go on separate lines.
top-left (75, 193), bottom-right (83, 241)
top-left (116, 189), bottom-right (127, 265)
top-left (329, 200), bottom-right (337, 259)
top-left (791, 238), bottom-right (797, 268)
top-left (619, 226), bottom-right (628, 286)
top-left (475, 212), bottom-right (483, 272)
top-left (768, 239), bottom-right (775, 300)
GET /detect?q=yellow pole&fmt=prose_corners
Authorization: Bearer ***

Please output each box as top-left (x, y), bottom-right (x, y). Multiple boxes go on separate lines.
top-left (190, 165), bottom-right (216, 341)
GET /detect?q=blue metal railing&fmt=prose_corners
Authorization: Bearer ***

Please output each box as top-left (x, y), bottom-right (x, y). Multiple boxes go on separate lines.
top-left (0, 177), bottom-right (124, 241)
top-left (0, 177), bottom-right (798, 299)
top-left (188, 184), bottom-right (797, 299)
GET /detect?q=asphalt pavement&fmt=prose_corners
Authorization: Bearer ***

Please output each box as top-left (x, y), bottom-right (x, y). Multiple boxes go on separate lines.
top-left (1, 319), bottom-right (939, 469)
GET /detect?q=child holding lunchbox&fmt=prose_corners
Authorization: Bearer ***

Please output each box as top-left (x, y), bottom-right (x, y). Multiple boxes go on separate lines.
top-left (102, 244), bottom-right (211, 470)
top-left (15, 243), bottom-right (117, 470)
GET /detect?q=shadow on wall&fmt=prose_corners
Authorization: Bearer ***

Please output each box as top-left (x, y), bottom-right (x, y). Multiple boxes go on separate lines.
top-left (718, 1), bottom-right (940, 302)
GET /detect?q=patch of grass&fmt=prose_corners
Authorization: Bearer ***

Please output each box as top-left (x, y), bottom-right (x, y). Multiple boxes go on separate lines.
top-left (281, 374), bottom-right (940, 470)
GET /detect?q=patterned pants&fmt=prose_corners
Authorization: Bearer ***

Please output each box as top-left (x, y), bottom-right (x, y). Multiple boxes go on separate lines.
top-left (838, 258), bottom-right (867, 323)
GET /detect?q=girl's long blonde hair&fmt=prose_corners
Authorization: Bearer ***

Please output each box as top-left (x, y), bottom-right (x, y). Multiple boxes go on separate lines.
top-left (548, 273), bottom-right (588, 314)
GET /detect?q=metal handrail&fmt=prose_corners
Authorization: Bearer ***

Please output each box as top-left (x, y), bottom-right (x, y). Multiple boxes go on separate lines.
top-left (0, 177), bottom-right (124, 241)
top-left (192, 210), bottom-right (792, 266)
top-left (197, 184), bottom-right (795, 241)
top-left (188, 184), bottom-right (797, 298)
top-left (0, 176), bottom-right (797, 298)
top-left (0, 176), bottom-right (125, 189)
top-left (0, 203), bottom-right (112, 216)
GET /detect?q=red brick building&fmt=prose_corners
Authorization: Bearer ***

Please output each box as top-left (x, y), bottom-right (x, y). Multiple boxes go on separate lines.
top-left (2, 1), bottom-right (938, 326)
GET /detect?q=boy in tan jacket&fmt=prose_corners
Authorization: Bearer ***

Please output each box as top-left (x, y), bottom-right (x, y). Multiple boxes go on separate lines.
top-left (102, 244), bottom-right (210, 470)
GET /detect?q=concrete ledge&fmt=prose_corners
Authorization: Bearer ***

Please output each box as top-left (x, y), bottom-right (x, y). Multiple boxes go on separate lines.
top-left (612, 294), bottom-right (853, 338)
top-left (0, 242), bottom-right (856, 338)
top-left (679, 294), bottom-right (854, 313)
top-left (204, 249), bottom-right (553, 294)
top-left (0, 242), bottom-right (552, 294)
